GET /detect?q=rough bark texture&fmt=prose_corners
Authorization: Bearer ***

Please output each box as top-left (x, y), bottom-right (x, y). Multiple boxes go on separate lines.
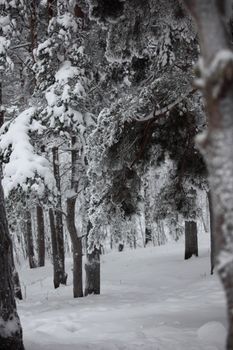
top-left (85, 221), bottom-right (101, 296)
top-left (67, 197), bottom-right (83, 298)
top-left (85, 248), bottom-right (100, 296)
top-left (49, 208), bottom-right (64, 289)
top-left (37, 205), bottom-right (45, 267)
top-left (25, 210), bottom-right (36, 269)
top-left (184, 220), bottom-right (198, 260)
top-left (52, 147), bottom-right (67, 284)
top-left (183, 0), bottom-right (233, 348)
top-left (66, 136), bottom-right (83, 298)
top-left (0, 180), bottom-right (24, 350)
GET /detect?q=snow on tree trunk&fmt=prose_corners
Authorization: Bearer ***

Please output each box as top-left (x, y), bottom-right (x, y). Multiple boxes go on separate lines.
top-left (0, 179), bottom-right (24, 350)
top-left (37, 205), bottom-right (45, 267)
top-left (9, 246), bottom-right (23, 301)
top-left (184, 220), bottom-right (198, 260)
top-left (52, 147), bottom-right (67, 284)
top-left (85, 247), bottom-right (100, 296)
top-left (183, 0), bottom-right (233, 347)
top-left (0, 82), bottom-right (22, 299)
top-left (25, 210), bottom-right (36, 269)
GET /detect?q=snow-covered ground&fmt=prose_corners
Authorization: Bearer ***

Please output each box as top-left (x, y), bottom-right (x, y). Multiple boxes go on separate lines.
top-left (17, 235), bottom-right (226, 350)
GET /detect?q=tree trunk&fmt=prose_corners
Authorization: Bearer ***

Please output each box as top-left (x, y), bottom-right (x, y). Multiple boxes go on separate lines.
top-left (47, 0), bottom-right (56, 20)
top-left (208, 191), bottom-right (215, 275)
top-left (37, 205), bottom-right (45, 267)
top-left (29, 0), bottom-right (37, 61)
top-left (85, 248), bottom-right (100, 296)
top-left (66, 196), bottom-right (83, 298)
top-left (25, 210), bottom-right (36, 269)
top-left (0, 180), bottom-right (24, 350)
top-left (182, 0), bottom-right (233, 347)
top-left (49, 208), bottom-right (66, 288)
top-left (145, 227), bottom-right (152, 245)
top-left (84, 221), bottom-right (100, 296)
top-left (184, 220), bottom-right (198, 260)
top-left (0, 82), bottom-right (5, 127)
top-left (9, 247), bottom-right (23, 301)
top-left (12, 269), bottom-right (23, 301)
top-left (52, 147), bottom-right (67, 284)
top-left (66, 135), bottom-right (83, 298)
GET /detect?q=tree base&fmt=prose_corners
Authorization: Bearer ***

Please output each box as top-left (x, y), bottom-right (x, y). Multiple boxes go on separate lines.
top-left (0, 336), bottom-right (24, 350)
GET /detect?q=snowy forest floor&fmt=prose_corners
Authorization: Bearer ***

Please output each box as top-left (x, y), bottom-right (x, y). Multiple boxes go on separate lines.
top-left (17, 235), bottom-right (226, 350)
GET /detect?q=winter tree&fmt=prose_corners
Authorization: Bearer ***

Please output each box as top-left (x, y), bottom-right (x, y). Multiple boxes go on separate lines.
top-left (182, 0), bottom-right (233, 348)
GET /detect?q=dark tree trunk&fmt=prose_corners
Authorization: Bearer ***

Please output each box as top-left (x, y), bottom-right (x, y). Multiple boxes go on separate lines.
top-left (25, 210), bottom-right (36, 269)
top-left (118, 243), bottom-right (124, 252)
top-left (0, 180), bottom-right (24, 350)
top-left (12, 270), bottom-right (23, 301)
top-left (208, 192), bottom-right (215, 275)
top-left (37, 205), bottom-right (45, 267)
top-left (184, 220), bottom-right (198, 260)
top-left (49, 208), bottom-right (65, 289)
top-left (0, 82), bottom-right (4, 127)
top-left (85, 248), bottom-right (100, 296)
top-left (47, 0), bottom-right (56, 20)
top-left (145, 227), bottom-right (152, 245)
top-left (52, 147), bottom-right (67, 284)
top-left (66, 197), bottom-right (83, 298)
top-left (29, 0), bottom-right (37, 60)
top-left (85, 221), bottom-right (100, 296)
top-left (66, 136), bottom-right (83, 298)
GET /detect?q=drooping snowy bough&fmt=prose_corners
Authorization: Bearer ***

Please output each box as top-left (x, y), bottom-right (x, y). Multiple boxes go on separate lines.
top-left (182, 0), bottom-right (233, 348)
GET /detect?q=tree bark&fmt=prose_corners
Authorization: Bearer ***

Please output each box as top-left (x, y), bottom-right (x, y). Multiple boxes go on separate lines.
top-left (66, 136), bottom-right (83, 298)
top-left (145, 227), bottom-right (152, 245)
top-left (37, 205), bottom-right (45, 267)
top-left (0, 180), bottom-right (24, 350)
top-left (84, 221), bottom-right (100, 296)
top-left (208, 191), bottom-right (215, 275)
top-left (184, 220), bottom-right (198, 260)
top-left (182, 0), bottom-right (233, 347)
top-left (0, 81), bottom-right (4, 127)
top-left (9, 247), bottom-right (23, 300)
top-left (49, 208), bottom-right (65, 288)
top-left (66, 197), bottom-right (83, 298)
top-left (25, 210), bottom-right (36, 269)
top-left (29, 0), bottom-right (37, 62)
top-left (47, 0), bottom-right (56, 20)
top-left (85, 247), bottom-right (100, 296)
top-left (52, 147), bottom-right (67, 284)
